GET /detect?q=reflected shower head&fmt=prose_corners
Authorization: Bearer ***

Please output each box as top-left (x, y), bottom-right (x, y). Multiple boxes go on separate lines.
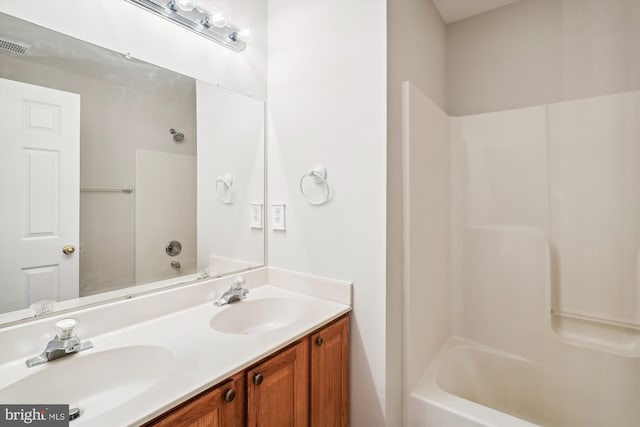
top-left (169, 128), bottom-right (184, 142)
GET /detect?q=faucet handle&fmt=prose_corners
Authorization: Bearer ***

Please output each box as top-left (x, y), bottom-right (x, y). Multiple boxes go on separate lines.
top-left (55, 318), bottom-right (77, 339)
top-left (231, 276), bottom-right (246, 290)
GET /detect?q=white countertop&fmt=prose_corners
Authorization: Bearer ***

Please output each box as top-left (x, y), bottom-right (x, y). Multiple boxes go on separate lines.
top-left (0, 268), bottom-right (352, 426)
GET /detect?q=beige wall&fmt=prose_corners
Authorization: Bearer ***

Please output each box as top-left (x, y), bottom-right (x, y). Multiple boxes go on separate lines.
top-left (387, 0), bottom-right (447, 424)
top-left (447, 0), bottom-right (640, 115)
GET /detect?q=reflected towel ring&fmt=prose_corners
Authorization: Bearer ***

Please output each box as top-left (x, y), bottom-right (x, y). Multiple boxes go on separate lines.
top-left (299, 166), bottom-right (330, 205)
top-left (216, 173), bottom-right (234, 204)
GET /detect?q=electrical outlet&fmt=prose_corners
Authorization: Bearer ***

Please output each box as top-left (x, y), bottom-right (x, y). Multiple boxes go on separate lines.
top-left (271, 203), bottom-right (286, 231)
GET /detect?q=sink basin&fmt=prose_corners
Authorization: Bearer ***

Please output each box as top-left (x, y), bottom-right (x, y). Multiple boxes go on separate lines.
top-left (211, 297), bottom-right (307, 334)
top-left (0, 345), bottom-right (174, 423)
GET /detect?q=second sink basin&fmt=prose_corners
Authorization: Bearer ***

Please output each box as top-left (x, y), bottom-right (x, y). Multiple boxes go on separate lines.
top-left (0, 345), bottom-right (174, 424)
top-left (211, 297), bottom-right (307, 334)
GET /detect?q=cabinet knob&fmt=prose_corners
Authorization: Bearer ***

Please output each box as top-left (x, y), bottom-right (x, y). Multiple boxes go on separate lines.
top-left (224, 388), bottom-right (236, 402)
top-left (253, 373), bottom-right (263, 385)
top-left (315, 336), bottom-right (324, 346)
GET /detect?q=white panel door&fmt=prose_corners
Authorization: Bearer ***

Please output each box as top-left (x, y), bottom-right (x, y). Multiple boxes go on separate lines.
top-left (0, 78), bottom-right (80, 313)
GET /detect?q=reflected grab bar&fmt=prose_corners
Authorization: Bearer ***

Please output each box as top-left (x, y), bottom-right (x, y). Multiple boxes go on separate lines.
top-left (80, 186), bottom-right (133, 194)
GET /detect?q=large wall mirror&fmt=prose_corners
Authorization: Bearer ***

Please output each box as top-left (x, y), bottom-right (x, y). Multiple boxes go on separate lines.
top-left (0, 12), bottom-right (265, 322)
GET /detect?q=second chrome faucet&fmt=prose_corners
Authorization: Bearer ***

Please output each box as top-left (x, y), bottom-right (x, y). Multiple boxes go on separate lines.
top-left (214, 276), bottom-right (249, 306)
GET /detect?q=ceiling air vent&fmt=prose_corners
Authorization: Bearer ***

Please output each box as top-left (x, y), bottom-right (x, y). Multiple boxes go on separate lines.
top-left (0, 38), bottom-right (30, 55)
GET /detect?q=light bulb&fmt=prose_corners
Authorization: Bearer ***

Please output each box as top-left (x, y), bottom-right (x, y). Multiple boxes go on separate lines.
top-left (199, 7), bottom-right (227, 29)
top-left (174, 0), bottom-right (196, 11)
top-left (236, 28), bottom-right (252, 42)
top-left (209, 11), bottom-right (227, 28)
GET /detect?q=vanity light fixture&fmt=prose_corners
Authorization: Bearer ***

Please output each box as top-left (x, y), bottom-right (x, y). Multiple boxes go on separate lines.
top-left (125, 0), bottom-right (250, 52)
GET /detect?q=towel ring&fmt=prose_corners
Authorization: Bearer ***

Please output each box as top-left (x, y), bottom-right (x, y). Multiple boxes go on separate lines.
top-left (299, 166), bottom-right (330, 205)
top-left (216, 173), bottom-right (234, 204)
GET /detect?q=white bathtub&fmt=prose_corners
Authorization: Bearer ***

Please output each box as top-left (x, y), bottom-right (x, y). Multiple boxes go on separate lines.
top-left (409, 338), bottom-right (544, 427)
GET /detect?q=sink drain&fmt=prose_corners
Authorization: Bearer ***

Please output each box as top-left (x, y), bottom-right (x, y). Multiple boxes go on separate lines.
top-left (69, 407), bottom-right (81, 421)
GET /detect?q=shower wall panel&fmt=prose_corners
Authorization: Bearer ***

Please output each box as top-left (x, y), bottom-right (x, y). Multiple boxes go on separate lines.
top-left (409, 88), bottom-right (640, 427)
top-left (458, 106), bottom-right (548, 232)
top-left (401, 81), bottom-right (451, 387)
top-left (453, 106), bottom-right (550, 361)
top-left (460, 227), bottom-right (549, 363)
top-left (454, 90), bottom-right (640, 353)
top-left (548, 91), bottom-right (640, 327)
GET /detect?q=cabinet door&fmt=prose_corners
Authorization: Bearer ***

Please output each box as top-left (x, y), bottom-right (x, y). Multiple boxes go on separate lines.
top-left (310, 316), bottom-right (350, 427)
top-left (149, 372), bottom-right (245, 427)
top-left (247, 340), bottom-right (309, 427)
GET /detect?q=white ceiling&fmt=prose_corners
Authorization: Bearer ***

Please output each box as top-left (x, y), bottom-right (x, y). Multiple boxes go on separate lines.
top-left (432, 0), bottom-right (520, 24)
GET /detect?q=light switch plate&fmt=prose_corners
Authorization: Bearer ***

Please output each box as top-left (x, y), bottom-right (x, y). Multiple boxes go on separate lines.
top-left (250, 203), bottom-right (263, 229)
top-left (271, 203), bottom-right (286, 231)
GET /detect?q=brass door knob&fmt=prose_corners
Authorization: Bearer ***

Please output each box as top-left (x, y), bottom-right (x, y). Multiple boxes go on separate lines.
top-left (62, 245), bottom-right (76, 255)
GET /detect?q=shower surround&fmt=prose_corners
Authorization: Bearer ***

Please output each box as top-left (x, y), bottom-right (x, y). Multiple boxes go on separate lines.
top-left (402, 82), bottom-right (640, 426)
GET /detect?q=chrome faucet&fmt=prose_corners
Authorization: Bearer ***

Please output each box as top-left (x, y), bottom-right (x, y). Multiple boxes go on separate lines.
top-left (214, 276), bottom-right (249, 306)
top-left (25, 319), bottom-right (93, 368)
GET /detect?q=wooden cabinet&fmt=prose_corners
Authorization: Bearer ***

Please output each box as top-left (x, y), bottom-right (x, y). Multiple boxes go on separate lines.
top-left (310, 316), bottom-right (349, 427)
top-left (246, 339), bottom-right (309, 427)
top-left (147, 314), bottom-right (349, 427)
top-left (147, 372), bottom-right (245, 427)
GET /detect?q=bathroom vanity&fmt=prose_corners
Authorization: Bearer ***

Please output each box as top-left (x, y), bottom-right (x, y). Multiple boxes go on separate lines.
top-left (147, 315), bottom-right (349, 427)
top-left (0, 267), bottom-right (352, 426)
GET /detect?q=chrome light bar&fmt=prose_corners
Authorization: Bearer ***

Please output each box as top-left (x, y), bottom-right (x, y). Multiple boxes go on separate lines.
top-left (124, 0), bottom-right (247, 52)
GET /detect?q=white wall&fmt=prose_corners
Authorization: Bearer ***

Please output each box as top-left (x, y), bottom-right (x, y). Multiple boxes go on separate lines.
top-left (447, 0), bottom-right (640, 115)
top-left (0, 0), bottom-right (266, 99)
top-left (267, 0), bottom-right (387, 425)
top-left (196, 81), bottom-right (265, 274)
top-left (387, 1), bottom-right (447, 423)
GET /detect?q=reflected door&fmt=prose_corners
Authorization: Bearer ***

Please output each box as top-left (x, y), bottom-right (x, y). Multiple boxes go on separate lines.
top-left (0, 78), bottom-right (80, 312)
